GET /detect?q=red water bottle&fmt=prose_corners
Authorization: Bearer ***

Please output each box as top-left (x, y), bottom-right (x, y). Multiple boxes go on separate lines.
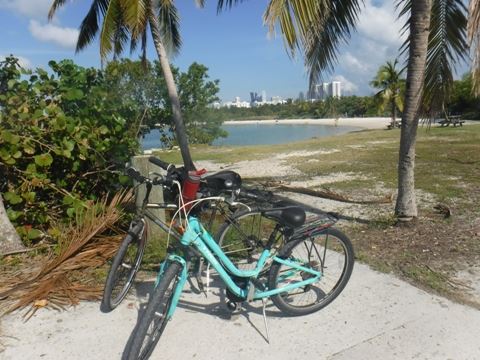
top-left (181, 169), bottom-right (206, 210)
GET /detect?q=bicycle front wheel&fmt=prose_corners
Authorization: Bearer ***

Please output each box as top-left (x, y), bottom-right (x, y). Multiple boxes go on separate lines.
top-left (100, 219), bottom-right (146, 313)
top-left (125, 261), bottom-right (183, 360)
top-left (268, 227), bottom-right (354, 316)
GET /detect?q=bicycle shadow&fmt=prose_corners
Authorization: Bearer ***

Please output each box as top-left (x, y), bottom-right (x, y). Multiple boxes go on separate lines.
top-left (125, 274), bottom-right (326, 346)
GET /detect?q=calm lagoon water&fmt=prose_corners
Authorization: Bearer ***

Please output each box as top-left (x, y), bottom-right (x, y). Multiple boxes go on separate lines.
top-left (141, 123), bottom-right (362, 150)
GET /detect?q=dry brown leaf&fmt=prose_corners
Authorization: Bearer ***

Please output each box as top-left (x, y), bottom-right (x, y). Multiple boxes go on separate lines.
top-left (33, 299), bottom-right (48, 308)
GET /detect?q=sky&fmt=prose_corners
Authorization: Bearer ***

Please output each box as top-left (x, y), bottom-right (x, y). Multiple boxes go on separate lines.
top-left (0, 0), bottom-right (470, 102)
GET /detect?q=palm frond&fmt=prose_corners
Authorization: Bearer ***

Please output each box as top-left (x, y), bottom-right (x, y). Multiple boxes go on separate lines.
top-left (423, 0), bottom-right (468, 109)
top-left (303, 0), bottom-right (363, 87)
top-left (217, 0), bottom-right (249, 13)
top-left (122, 0), bottom-right (149, 39)
top-left (99, 0), bottom-right (125, 60)
top-left (76, 0), bottom-right (110, 52)
top-left (398, 0), bottom-right (468, 112)
top-left (48, 0), bottom-right (68, 20)
top-left (264, 0), bottom-right (330, 53)
top-left (154, 0), bottom-right (182, 56)
top-left (468, 0), bottom-right (480, 95)
top-left (112, 23), bottom-right (130, 59)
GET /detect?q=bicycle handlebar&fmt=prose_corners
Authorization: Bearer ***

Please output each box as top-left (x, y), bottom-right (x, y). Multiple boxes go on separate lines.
top-left (148, 156), bottom-right (173, 171)
top-left (126, 167), bottom-right (164, 185)
top-left (126, 167), bottom-right (146, 183)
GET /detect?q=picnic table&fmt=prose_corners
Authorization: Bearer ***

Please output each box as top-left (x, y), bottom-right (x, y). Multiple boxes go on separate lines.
top-left (437, 115), bottom-right (465, 127)
top-left (387, 120), bottom-right (402, 129)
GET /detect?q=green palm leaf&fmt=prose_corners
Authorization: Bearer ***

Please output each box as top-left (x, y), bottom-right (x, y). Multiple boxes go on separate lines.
top-left (155, 0), bottom-right (182, 56)
top-left (217, 0), bottom-right (248, 13)
top-left (48, 0), bottom-right (69, 20)
top-left (398, 0), bottom-right (468, 112)
top-left (76, 0), bottom-right (110, 52)
top-left (122, 0), bottom-right (148, 39)
top-left (99, 0), bottom-right (125, 59)
top-left (263, 0), bottom-right (329, 53)
top-left (303, 0), bottom-right (362, 87)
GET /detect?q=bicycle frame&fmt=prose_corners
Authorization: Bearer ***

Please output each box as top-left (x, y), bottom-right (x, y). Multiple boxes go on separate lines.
top-left (163, 216), bottom-right (322, 319)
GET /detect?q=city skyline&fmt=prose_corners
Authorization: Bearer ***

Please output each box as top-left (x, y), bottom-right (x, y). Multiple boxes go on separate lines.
top-left (223, 78), bottom-right (344, 106)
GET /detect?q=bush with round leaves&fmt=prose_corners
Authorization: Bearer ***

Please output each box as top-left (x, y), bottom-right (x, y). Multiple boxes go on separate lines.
top-left (0, 57), bottom-right (139, 243)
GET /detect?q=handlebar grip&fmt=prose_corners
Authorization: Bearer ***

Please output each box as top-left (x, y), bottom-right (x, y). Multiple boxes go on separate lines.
top-left (148, 156), bottom-right (171, 171)
top-left (126, 167), bottom-right (145, 183)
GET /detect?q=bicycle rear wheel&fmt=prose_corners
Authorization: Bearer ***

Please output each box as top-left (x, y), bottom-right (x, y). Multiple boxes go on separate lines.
top-left (100, 219), bottom-right (146, 313)
top-left (124, 261), bottom-right (183, 360)
top-left (216, 209), bottom-right (285, 271)
top-left (268, 227), bottom-right (354, 316)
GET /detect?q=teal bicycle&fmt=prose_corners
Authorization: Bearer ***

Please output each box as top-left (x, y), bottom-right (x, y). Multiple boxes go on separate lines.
top-left (122, 165), bottom-right (354, 360)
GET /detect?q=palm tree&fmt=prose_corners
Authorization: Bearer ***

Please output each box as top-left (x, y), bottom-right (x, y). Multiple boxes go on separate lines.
top-left (49, 0), bottom-right (197, 170)
top-left (370, 59), bottom-right (405, 128)
top-left (219, 0), bottom-right (469, 220)
top-left (469, 0), bottom-right (480, 95)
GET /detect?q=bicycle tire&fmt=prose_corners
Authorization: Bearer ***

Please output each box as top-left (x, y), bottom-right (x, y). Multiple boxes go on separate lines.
top-left (100, 220), bottom-right (147, 313)
top-left (124, 261), bottom-right (183, 360)
top-left (268, 227), bottom-right (354, 316)
top-left (215, 208), bottom-right (285, 271)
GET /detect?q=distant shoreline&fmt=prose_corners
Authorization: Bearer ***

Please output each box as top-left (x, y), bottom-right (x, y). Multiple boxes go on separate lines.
top-left (223, 117), bottom-right (391, 130)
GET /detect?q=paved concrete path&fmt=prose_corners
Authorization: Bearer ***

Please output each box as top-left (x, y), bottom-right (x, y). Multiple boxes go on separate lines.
top-left (1, 262), bottom-right (479, 360)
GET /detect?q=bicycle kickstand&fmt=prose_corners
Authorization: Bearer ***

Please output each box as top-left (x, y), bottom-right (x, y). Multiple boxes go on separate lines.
top-left (261, 298), bottom-right (270, 344)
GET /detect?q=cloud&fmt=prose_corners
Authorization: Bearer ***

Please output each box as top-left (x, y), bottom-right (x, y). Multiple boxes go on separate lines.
top-left (0, 54), bottom-right (31, 69)
top-left (357, 0), bottom-right (405, 47)
top-left (341, 52), bottom-right (370, 72)
top-left (332, 75), bottom-right (358, 94)
top-left (29, 20), bottom-right (78, 49)
top-left (0, 0), bottom-right (53, 20)
top-left (328, 0), bottom-right (407, 95)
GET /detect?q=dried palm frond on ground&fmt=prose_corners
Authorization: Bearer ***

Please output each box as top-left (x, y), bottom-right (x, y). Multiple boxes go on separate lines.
top-left (0, 191), bottom-right (132, 319)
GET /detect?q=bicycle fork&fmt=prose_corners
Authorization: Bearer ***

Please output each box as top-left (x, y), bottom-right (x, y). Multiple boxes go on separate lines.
top-left (155, 255), bottom-right (189, 320)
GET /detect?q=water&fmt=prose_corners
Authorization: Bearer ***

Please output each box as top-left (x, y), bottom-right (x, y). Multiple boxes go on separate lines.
top-left (141, 123), bottom-right (361, 149)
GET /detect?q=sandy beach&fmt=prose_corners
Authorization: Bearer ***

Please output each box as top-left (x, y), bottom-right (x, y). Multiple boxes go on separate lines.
top-left (224, 117), bottom-right (392, 129)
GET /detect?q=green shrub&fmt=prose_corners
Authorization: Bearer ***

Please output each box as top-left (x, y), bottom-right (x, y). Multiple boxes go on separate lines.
top-left (0, 57), bottom-right (139, 242)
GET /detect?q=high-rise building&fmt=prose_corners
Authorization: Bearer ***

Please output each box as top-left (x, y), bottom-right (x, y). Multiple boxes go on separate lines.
top-left (331, 81), bottom-right (341, 98)
top-left (314, 81), bottom-right (342, 100)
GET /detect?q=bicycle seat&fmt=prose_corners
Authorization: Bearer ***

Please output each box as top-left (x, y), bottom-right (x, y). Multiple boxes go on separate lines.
top-left (263, 206), bottom-right (306, 228)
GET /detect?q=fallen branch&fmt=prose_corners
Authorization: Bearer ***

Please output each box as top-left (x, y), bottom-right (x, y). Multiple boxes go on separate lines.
top-left (264, 182), bottom-right (393, 205)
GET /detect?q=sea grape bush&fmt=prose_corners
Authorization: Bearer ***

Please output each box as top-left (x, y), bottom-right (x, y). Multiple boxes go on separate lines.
top-left (0, 56), bottom-right (138, 242)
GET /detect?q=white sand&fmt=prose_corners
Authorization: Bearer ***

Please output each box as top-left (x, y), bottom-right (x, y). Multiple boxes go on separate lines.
top-left (224, 117), bottom-right (392, 129)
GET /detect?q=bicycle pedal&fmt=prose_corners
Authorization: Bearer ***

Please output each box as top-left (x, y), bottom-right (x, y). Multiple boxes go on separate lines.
top-left (226, 301), bottom-right (242, 314)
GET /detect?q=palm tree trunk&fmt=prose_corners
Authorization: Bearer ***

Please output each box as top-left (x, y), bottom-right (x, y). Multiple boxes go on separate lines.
top-left (391, 98), bottom-right (396, 125)
top-left (148, 16), bottom-right (195, 171)
top-left (0, 194), bottom-right (24, 255)
top-left (395, 0), bottom-right (432, 220)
